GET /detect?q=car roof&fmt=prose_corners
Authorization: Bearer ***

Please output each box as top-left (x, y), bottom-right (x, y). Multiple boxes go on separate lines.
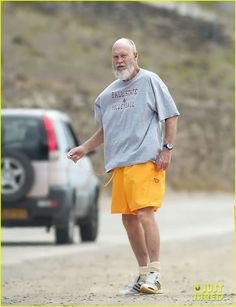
top-left (1, 108), bottom-right (71, 122)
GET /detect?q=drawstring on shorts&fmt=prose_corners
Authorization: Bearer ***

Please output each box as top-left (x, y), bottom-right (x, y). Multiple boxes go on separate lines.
top-left (103, 172), bottom-right (114, 187)
top-left (91, 170), bottom-right (114, 187)
top-left (73, 159), bottom-right (114, 187)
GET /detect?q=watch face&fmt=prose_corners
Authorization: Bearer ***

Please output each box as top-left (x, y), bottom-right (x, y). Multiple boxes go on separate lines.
top-left (164, 143), bottom-right (173, 150)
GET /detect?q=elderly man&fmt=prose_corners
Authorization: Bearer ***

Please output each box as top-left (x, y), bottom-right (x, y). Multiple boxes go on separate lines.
top-left (68, 38), bottom-right (179, 295)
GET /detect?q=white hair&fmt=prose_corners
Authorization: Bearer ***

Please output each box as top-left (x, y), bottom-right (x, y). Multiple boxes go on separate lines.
top-left (113, 38), bottom-right (137, 55)
top-left (125, 38), bottom-right (137, 55)
top-left (112, 62), bottom-right (136, 81)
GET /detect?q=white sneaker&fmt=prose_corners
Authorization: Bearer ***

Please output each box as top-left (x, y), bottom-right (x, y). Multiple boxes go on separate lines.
top-left (119, 275), bottom-right (145, 295)
top-left (140, 271), bottom-right (162, 294)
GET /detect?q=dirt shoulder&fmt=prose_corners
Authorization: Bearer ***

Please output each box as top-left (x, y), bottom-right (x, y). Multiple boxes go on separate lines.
top-left (2, 233), bottom-right (234, 306)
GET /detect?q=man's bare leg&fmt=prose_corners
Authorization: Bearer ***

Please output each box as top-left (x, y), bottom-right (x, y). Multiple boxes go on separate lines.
top-left (122, 214), bottom-right (149, 266)
top-left (136, 207), bottom-right (160, 262)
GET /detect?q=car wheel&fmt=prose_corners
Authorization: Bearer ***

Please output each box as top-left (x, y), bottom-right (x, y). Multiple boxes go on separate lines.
top-left (55, 208), bottom-right (75, 244)
top-left (80, 194), bottom-right (99, 242)
top-left (1, 149), bottom-right (34, 202)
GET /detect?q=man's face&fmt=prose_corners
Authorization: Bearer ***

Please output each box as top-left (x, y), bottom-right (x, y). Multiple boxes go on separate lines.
top-left (112, 45), bottom-right (137, 81)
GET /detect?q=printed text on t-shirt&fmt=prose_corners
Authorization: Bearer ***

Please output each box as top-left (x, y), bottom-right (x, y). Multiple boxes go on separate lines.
top-left (111, 88), bottom-right (138, 99)
top-left (112, 98), bottom-right (135, 111)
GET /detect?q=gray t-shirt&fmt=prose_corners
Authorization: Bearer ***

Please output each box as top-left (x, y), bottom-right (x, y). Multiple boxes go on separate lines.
top-left (94, 68), bottom-right (180, 172)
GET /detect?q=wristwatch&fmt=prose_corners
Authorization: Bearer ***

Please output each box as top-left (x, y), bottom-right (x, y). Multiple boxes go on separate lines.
top-left (163, 143), bottom-right (174, 150)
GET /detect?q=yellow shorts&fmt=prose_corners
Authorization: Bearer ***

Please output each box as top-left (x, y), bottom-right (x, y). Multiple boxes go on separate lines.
top-left (111, 161), bottom-right (165, 215)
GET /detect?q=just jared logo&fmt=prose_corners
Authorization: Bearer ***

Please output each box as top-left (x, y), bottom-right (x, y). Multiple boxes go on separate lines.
top-left (193, 283), bottom-right (224, 301)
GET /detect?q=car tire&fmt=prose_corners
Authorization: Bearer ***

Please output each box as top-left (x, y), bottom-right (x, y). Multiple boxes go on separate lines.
top-left (55, 208), bottom-right (75, 244)
top-left (1, 149), bottom-right (34, 202)
top-left (79, 192), bottom-right (99, 242)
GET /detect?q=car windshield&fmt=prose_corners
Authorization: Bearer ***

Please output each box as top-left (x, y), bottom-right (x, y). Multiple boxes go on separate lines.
top-left (2, 116), bottom-right (48, 160)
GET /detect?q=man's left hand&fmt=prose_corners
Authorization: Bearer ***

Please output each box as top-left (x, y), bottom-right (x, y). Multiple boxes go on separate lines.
top-left (156, 149), bottom-right (172, 171)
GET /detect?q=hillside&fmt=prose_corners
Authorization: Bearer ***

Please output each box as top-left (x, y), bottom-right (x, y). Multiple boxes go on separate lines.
top-left (2, 1), bottom-right (234, 191)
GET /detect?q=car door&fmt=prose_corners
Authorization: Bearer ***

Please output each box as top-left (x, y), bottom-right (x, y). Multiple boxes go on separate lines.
top-left (59, 121), bottom-right (93, 214)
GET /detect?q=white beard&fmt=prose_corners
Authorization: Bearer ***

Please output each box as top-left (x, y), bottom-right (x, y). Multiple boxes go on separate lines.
top-left (112, 63), bottom-right (135, 81)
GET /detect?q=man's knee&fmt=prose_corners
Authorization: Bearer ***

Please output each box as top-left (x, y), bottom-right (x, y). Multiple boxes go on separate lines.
top-left (137, 207), bottom-right (154, 225)
top-left (122, 214), bottom-right (138, 231)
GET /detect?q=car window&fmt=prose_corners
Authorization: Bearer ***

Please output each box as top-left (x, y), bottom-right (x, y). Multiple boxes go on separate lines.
top-left (65, 122), bottom-right (79, 147)
top-left (60, 121), bottom-right (79, 151)
top-left (2, 116), bottom-right (48, 160)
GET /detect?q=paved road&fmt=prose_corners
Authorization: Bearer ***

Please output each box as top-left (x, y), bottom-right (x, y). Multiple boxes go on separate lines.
top-left (2, 192), bottom-right (234, 266)
top-left (2, 192), bottom-right (234, 306)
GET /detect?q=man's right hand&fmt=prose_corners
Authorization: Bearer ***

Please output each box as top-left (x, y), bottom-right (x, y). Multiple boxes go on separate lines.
top-left (67, 145), bottom-right (86, 163)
